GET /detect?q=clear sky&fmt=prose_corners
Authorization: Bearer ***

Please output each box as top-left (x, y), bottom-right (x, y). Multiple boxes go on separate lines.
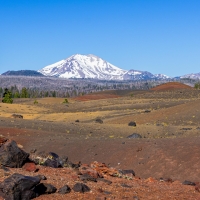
top-left (0, 0), bottom-right (200, 77)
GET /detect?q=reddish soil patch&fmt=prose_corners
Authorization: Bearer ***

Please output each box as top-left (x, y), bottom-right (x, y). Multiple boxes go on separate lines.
top-left (0, 165), bottom-right (200, 200)
top-left (1, 126), bottom-right (200, 182)
top-left (73, 94), bottom-right (120, 101)
top-left (151, 82), bottom-right (192, 91)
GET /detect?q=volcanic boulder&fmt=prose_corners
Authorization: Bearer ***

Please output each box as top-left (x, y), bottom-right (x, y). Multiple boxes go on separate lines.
top-left (0, 139), bottom-right (29, 168)
top-left (0, 173), bottom-right (41, 200)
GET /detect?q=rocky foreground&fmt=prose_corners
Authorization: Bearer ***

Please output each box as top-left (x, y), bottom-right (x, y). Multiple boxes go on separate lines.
top-left (0, 136), bottom-right (200, 200)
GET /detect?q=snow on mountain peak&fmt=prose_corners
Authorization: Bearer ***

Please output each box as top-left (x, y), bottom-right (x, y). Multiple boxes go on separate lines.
top-left (38, 54), bottom-right (170, 80)
top-left (39, 54), bottom-right (126, 80)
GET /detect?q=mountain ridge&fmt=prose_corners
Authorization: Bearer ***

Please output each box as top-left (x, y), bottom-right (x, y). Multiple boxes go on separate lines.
top-left (38, 54), bottom-right (170, 81)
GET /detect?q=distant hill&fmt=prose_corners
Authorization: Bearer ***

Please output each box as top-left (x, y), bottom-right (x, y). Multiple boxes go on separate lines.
top-left (151, 82), bottom-right (192, 91)
top-left (2, 70), bottom-right (44, 77)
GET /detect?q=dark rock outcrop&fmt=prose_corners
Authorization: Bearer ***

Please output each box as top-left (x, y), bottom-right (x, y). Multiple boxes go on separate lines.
top-left (43, 152), bottom-right (62, 168)
top-left (80, 173), bottom-right (97, 182)
top-left (0, 173), bottom-right (41, 200)
top-left (58, 185), bottom-right (71, 194)
top-left (73, 183), bottom-right (91, 193)
top-left (95, 118), bottom-right (103, 124)
top-left (128, 121), bottom-right (136, 126)
top-left (119, 169), bottom-right (135, 176)
top-left (127, 133), bottom-right (142, 139)
top-left (182, 180), bottom-right (196, 186)
top-left (34, 183), bottom-right (57, 194)
top-left (0, 139), bottom-right (29, 168)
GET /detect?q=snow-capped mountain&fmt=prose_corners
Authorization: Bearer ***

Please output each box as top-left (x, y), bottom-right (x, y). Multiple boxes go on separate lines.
top-left (180, 73), bottom-right (200, 80)
top-left (154, 74), bottom-right (170, 79)
top-left (38, 54), bottom-right (169, 80)
top-left (39, 54), bottom-right (126, 80)
top-left (123, 70), bottom-right (155, 80)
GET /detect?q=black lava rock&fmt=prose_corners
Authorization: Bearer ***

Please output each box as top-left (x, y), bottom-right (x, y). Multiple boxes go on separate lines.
top-left (0, 140), bottom-right (29, 168)
top-left (182, 180), bottom-right (196, 186)
top-left (127, 133), bottom-right (142, 139)
top-left (34, 183), bottom-right (57, 194)
top-left (119, 169), bottom-right (135, 176)
top-left (0, 173), bottom-right (41, 200)
top-left (95, 118), bottom-right (103, 124)
top-left (72, 183), bottom-right (90, 193)
top-left (43, 152), bottom-right (62, 168)
top-left (128, 121), bottom-right (136, 126)
top-left (58, 185), bottom-right (71, 194)
top-left (80, 174), bottom-right (97, 182)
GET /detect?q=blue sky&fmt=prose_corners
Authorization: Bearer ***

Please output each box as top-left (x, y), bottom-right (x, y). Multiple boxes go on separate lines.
top-left (0, 0), bottom-right (200, 77)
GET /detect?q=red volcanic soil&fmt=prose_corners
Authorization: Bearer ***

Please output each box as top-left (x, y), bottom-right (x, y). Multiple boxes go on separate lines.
top-left (151, 82), bottom-right (192, 91)
top-left (73, 94), bottom-right (120, 101)
top-left (1, 127), bottom-right (200, 199)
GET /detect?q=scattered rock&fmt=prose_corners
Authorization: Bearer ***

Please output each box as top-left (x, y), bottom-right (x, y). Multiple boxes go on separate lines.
top-left (23, 163), bottom-right (37, 172)
top-left (180, 128), bottom-right (192, 130)
top-left (79, 173), bottom-right (97, 182)
top-left (144, 110), bottom-right (151, 113)
top-left (118, 169), bottom-right (135, 179)
top-left (11, 114), bottom-right (23, 119)
top-left (0, 173), bottom-right (41, 200)
top-left (34, 183), bottom-right (57, 194)
top-left (72, 183), bottom-right (90, 193)
top-left (30, 151), bottom-right (77, 168)
top-left (121, 183), bottom-right (132, 188)
top-left (128, 121), bottom-right (136, 126)
top-left (182, 180), bottom-right (196, 186)
top-left (79, 164), bottom-right (99, 178)
top-left (0, 139), bottom-right (29, 168)
top-left (127, 133), bottom-right (142, 139)
top-left (119, 169), bottom-right (135, 176)
top-left (103, 190), bottom-right (112, 195)
top-left (58, 185), bottom-right (71, 194)
top-left (75, 120), bottom-right (80, 122)
top-left (63, 160), bottom-right (81, 168)
top-left (97, 178), bottom-right (112, 185)
top-left (43, 152), bottom-right (62, 168)
top-left (159, 178), bottom-right (173, 183)
top-left (29, 151), bottom-right (47, 165)
top-left (96, 118), bottom-right (103, 124)
top-left (34, 175), bottom-right (47, 180)
top-left (90, 161), bottom-right (119, 177)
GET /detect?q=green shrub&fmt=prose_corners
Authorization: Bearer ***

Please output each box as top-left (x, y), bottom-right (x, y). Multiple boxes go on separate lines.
top-left (194, 83), bottom-right (200, 89)
top-left (2, 89), bottom-right (13, 104)
top-left (63, 98), bottom-right (69, 103)
top-left (34, 100), bottom-right (38, 104)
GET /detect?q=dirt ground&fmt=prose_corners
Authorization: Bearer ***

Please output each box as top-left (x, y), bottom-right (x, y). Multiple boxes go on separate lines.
top-left (1, 84), bottom-right (200, 199)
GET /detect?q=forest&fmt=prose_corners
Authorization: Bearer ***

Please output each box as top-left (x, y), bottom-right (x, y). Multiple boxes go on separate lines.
top-left (0, 75), bottom-right (197, 99)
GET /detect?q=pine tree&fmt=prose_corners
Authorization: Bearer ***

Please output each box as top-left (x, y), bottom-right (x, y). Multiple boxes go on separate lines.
top-left (20, 87), bottom-right (29, 98)
top-left (14, 92), bottom-right (20, 98)
top-left (2, 88), bottom-right (13, 104)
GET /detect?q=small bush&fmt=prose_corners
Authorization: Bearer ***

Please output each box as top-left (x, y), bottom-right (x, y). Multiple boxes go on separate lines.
top-left (34, 100), bottom-right (38, 104)
top-left (63, 98), bottom-right (69, 103)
